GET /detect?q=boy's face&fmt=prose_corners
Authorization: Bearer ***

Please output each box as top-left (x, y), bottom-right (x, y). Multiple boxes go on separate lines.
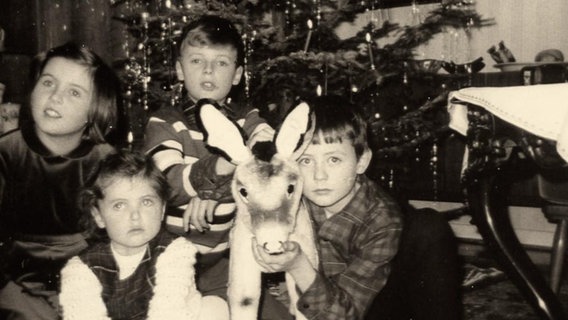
top-left (297, 132), bottom-right (371, 215)
top-left (176, 44), bottom-right (243, 104)
top-left (91, 176), bottom-right (165, 256)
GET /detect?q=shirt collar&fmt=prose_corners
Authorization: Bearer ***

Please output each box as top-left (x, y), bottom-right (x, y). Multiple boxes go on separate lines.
top-left (307, 175), bottom-right (373, 226)
top-left (181, 98), bottom-right (235, 119)
top-left (20, 119), bottom-right (97, 159)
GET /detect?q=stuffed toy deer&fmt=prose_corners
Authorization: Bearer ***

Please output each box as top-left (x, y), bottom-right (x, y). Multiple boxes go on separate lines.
top-left (198, 100), bottom-right (318, 320)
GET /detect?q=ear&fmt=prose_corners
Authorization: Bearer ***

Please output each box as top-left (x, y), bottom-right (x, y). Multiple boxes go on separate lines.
top-left (290, 110), bottom-right (315, 160)
top-left (160, 203), bottom-right (166, 221)
top-left (199, 101), bottom-right (251, 164)
top-left (175, 60), bottom-right (185, 82)
top-left (356, 148), bottom-right (372, 174)
top-left (275, 102), bottom-right (315, 159)
top-left (91, 207), bottom-right (106, 229)
top-left (232, 65), bottom-right (244, 86)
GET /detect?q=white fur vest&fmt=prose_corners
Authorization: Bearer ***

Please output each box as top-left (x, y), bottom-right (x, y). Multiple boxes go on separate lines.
top-left (59, 237), bottom-right (202, 320)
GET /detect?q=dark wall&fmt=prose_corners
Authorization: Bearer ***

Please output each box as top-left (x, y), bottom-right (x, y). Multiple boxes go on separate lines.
top-left (0, 1), bottom-right (37, 54)
top-left (0, 0), bottom-right (119, 103)
top-left (0, 0), bottom-right (115, 56)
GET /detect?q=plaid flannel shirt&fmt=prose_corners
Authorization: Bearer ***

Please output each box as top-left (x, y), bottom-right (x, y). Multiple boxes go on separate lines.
top-left (297, 175), bottom-right (403, 320)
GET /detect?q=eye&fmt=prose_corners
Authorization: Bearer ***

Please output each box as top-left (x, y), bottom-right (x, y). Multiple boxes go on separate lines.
top-left (238, 187), bottom-right (248, 203)
top-left (298, 158), bottom-right (311, 166)
top-left (329, 157), bottom-right (341, 164)
top-left (216, 59), bottom-right (232, 67)
top-left (189, 58), bottom-right (203, 65)
top-left (287, 184), bottom-right (295, 195)
top-left (69, 89), bottom-right (81, 98)
top-left (41, 79), bottom-right (54, 87)
top-left (112, 202), bottom-right (126, 210)
top-left (142, 198), bottom-right (155, 207)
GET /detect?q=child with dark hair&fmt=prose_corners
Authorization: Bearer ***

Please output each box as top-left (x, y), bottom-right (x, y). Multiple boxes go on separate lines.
top-left (142, 14), bottom-right (276, 314)
top-left (252, 95), bottom-right (461, 320)
top-left (59, 151), bottom-right (226, 320)
top-left (0, 41), bottom-right (121, 319)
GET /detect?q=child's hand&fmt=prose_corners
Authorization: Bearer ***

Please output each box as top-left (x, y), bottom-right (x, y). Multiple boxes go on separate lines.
top-left (251, 238), bottom-right (302, 273)
top-left (247, 126), bottom-right (275, 148)
top-left (252, 237), bottom-right (317, 291)
top-left (184, 197), bottom-right (218, 232)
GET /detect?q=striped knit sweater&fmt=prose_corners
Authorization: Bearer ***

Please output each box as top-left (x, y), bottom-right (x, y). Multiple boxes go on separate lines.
top-left (142, 100), bottom-right (270, 254)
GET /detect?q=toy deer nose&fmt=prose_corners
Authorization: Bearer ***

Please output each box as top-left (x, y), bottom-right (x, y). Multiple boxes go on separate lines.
top-left (262, 241), bottom-right (285, 255)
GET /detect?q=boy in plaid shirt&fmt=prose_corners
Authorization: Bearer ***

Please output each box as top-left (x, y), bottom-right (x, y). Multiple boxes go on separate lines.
top-left (253, 95), bottom-right (460, 319)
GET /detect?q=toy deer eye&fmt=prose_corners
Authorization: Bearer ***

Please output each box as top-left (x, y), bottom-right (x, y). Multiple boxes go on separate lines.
top-left (287, 184), bottom-right (295, 195)
top-left (239, 188), bottom-right (248, 198)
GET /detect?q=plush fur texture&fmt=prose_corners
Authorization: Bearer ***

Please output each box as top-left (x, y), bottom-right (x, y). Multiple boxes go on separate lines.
top-left (59, 237), bottom-right (202, 320)
top-left (199, 101), bottom-right (318, 320)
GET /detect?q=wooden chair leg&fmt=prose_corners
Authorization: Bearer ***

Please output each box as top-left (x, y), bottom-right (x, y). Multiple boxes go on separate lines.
top-left (550, 219), bottom-right (568, 294)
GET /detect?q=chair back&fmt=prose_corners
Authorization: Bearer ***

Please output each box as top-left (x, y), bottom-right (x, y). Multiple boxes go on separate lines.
top-left (538, 169), bottom-right (568, 205)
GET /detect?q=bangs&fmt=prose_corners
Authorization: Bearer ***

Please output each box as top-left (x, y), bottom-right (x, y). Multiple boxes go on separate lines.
top-left (184, 29), bottom-right (210, 48)
top-left (312, 127), bottom-right (357, 145)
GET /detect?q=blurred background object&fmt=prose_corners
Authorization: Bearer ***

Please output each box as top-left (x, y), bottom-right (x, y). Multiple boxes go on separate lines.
top-left (535, 49), bottom-right (565, 62)
top-left (0, 102), bottom-right (20, 135)
top-left (0, 82), bottom-right (5, 103)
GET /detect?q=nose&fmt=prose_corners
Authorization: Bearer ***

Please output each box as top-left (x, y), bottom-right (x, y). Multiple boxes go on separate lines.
top-left (262, 241), bottom-right (285, 255)
top-left (129, 206), bottom-right (141, 221)
top-left (50, 88), bottom-right (64, 103)
top-left (202, 60), bottom-right (214, 74)
top-left (314, 162), bottom-right (328, 181)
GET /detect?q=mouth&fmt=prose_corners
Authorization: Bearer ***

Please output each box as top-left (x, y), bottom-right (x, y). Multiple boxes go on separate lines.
top-left (313, 188), bottom-right (332, 195)
top-left (129, 228), bottom-right (144, 234)
top-left (44, 108), bottom-right (61, 119)
top-left (200, 82), bottom-right (216, 91)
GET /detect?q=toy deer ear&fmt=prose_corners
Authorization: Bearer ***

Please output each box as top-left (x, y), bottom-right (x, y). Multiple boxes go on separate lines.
top-left (275, 102), bottom-right (315, 160)
top-left (199, 101), bottom-right (251, 164)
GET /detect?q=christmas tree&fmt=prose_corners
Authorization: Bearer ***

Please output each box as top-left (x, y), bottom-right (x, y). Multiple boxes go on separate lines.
top-left (111, 0), bottom-right (493, 196)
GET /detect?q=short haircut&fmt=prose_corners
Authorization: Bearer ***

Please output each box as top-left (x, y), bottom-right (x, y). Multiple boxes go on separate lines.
top-left (309, 95), bottom-right (369, 159)
top-left (28, 42), bottom-right (121, 144)
top-left (78, 150), bottom-right (170, 239)
top-left (178, 15), bottom-right (245, 66)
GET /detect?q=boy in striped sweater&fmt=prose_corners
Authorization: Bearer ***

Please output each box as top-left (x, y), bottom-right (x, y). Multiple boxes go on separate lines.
top-left (141, 14), bottom-right (278, 316)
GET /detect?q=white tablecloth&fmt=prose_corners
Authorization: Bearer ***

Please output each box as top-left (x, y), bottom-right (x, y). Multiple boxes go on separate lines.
top-left (448, 83), bottom-right (568, 162)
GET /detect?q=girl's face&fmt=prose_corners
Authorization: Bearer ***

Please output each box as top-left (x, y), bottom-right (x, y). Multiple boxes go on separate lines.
top-left (91, 176), bottom-right (165, 256)
top-left (31, 57), bottom-right (93, 143)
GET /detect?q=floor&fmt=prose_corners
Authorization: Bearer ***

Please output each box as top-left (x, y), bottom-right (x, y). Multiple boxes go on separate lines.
top-left (265, 238), bottom-right (568, 319)
top-left (459, 239), bottom-right (567, 320)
